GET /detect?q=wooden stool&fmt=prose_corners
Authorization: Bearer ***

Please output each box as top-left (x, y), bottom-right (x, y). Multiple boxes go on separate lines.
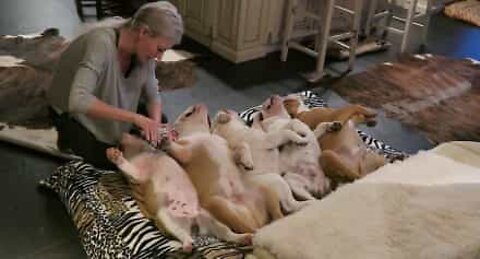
top-left (365, 0), bottom-right (436, 53)
top-left (281, 0), bottom-right (364, 82)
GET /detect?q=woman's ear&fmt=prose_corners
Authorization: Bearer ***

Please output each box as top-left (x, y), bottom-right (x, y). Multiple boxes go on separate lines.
top-left (137, 25), bottom-right (151, 39)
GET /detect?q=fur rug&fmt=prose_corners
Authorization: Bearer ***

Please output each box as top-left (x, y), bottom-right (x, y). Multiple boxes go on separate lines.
top-left (0, 28), bottom-right (196, 129)
top-left (333, 54), bottom-right (480, 144)
top-left (444, 0), bottom-right (480, 27)
top-left (253, 149), bottom-right (480, 259)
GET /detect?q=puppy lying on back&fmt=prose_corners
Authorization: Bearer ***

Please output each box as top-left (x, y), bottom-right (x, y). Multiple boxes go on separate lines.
top-left (106, 134), bottom-right (250, 252)
top-left (258, 95), bottom-right (339, 200)
top-left (212, 109), bottom-right (312, 213)
top-left (164, 104), bottom-right (284, 234)
top-left (283, 95), bottom-right (378, 129)
top-left (283, 95), bottom-right (386, 184)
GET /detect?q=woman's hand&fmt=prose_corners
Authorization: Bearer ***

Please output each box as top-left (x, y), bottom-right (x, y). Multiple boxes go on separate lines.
top-left (159, 124), bottom-right (178, 142)
top-left (133, 114), bottom-right (161, 145)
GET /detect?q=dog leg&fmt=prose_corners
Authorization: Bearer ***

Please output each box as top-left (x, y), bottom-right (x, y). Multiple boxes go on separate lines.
top-left (157, 210), bottom-right (194, 252)
top-left (330, 105), bottom-right (377, 126)
top-left (265, 129), bottom-right (308, 149)
top-left (163, 139), bottom-right (192, 164)
top-left (313, 121), bottom-right (342, 138)
top-left (106, 148), bottom-right (149, 183)
top-left (283, 173), bottom-right (317, 201)
top-left (257, 185), bottom-right (284, 221)
top-left (320, 150), bottom-right (361, 182)
top-left (360, 151), bottom-right (386, 176)
top-left (196, 209), bottom-right (253, 244)
top-left (203, 196), bottom-right (258, 233)
top-left (256, 174), bottom-right (311, 213)
top-left (233, 142), bottom-right (254, 171)
top-left (289, 119), bottom-right (314, 139)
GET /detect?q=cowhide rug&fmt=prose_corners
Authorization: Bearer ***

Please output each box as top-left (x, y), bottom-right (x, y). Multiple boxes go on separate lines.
top-left (333, 54), bottom-right (480, 144)
top-left (0, 28), bottom-right (196, 129)
top-left (444, 0), bottom-right (480, 27)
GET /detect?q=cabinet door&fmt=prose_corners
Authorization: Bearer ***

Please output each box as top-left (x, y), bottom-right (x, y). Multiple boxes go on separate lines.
top-left (214, 0), bottom-right (269, 49)
top-left (213, 0), bottom-right (240, 49)
top-left (237, 0), bottom-right (270, 49)
top-left (211, 0), bottom-right (270, 62)
top-left (184, 0), bottom-right (214, 45)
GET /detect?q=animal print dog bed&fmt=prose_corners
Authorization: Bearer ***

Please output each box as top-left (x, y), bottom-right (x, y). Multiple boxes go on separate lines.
top-left (39, 91), bottom-right (406, 258)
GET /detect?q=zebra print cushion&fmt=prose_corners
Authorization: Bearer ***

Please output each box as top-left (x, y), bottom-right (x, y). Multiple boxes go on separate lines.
top-left (40, 91), bottom-right (406, 259)
top-left (40, 161), bottom-right (251, 259)
top-left (239, 90), bottom-right (407, 162)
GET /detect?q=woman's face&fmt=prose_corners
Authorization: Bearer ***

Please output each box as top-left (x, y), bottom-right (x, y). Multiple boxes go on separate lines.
top-left (135, 28), bottom-right (174, 62)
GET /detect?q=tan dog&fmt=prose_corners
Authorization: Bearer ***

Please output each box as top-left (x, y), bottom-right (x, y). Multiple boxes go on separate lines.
top-left (106, 134), bottom-right (250, 251)
top-left (283, 95), bottom-right (386, 184)
top-left (257, 95), bottom-right (337, 200)
top-left (164, 104), bottom-right (283, 234)
top-left (212, 109), bottom-right (312, 213)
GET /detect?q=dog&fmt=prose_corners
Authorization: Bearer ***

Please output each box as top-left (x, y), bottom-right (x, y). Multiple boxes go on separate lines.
top-left (106, 133), bottom-right (251, 252)
top-left (283, 95), bottom-right (386, 184)
top-left (257, 95), bottom-right (338, 200)
top-left (212, 109), bottom-right (313, 213)
top-left (163, 104), bottom-right (284, 234)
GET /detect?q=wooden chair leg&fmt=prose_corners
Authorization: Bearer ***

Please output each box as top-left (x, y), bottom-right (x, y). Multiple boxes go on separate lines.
top-left (75, 0), bottom-right (85, 22)
top-left (96, 0), bottom-right (104, 20)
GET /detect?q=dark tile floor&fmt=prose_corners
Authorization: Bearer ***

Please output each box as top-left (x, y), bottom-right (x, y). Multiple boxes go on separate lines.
top-left (0, 0), bottom-right (479, 257)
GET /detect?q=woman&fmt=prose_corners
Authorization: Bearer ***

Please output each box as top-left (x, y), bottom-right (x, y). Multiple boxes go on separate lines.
top-left (47, 1), bottom-right (183, 169)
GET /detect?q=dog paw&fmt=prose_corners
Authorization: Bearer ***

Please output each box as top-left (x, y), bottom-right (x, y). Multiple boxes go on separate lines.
top-left (106, 148), bottom-right (124, 165)
top-left (327, 121), bottom-right (343, 132)
top-left (241, 162), bottom-right (254, 171)
top-left (215, 112), bottom-right (231, 124)
top-left (236, 233), bottom-right (253, 245)
top-left (182, 240), bottom-right (193, 252)
top-left (294, 137), bottom-right (309, 146)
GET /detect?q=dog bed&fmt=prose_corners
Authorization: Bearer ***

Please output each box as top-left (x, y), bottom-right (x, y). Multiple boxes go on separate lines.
top-left (39, 91), bottom-right (406, 258)
top-left (444, 0), bottom-right (480, 27)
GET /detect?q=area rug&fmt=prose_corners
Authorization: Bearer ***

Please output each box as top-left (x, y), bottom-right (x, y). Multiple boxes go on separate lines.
top-left (444, 0), bottom-right (480, 27)
top-left (0, 28), bottom-right (196, 129)
top-left (333, 54), bottom-right (480, 144)
top-left (0, 28), bottom-right (196, 158)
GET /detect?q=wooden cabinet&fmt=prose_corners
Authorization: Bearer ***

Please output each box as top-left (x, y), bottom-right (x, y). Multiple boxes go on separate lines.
top-left (170, 0), bottom-right (373, 63)
top-left (169, 0), bottom-right (270, 63)
top-left (210, 0), bottom-right (270, 63)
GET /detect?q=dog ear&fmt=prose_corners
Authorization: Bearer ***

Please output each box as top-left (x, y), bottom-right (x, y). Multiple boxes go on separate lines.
top-left (215, 112), bottom-right (231, 124)
top-left (283, 99), bottom-right (299, 117)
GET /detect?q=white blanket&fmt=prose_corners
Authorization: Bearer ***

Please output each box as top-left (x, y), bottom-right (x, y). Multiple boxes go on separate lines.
top-left (253, 147), bottom-right (480, 259)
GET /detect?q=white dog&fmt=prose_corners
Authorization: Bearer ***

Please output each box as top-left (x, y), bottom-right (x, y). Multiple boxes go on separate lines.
top-left (212, 109), bottom-right (313, 213)
top-left (258, 95), bottom-right (340, 200)
top-left (163, 104), bottom-right (284, 234)
top-left (106, 134), bottom-right (251, 251)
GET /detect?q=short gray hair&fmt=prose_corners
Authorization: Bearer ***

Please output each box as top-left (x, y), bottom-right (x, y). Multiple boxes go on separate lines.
top-left (128, 1), bottom-right (184, 44)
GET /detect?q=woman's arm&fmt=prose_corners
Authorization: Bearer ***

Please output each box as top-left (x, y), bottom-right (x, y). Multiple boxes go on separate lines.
top-left (147, 100), bottom-right (162, 123)
top-left (86, 99), bottom-right (160, 144)
top-left (143, 60), bottom-right (164, 123)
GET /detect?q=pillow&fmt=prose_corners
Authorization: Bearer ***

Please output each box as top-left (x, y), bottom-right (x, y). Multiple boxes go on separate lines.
top-left (40, 90), bottom-right (405, 258)
top-left (40, 161), bottom-right (251, 259)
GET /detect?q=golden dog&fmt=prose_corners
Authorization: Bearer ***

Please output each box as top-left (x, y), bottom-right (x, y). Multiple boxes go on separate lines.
top-left (283, 95), bottom-right (386, 185)
top-left (106, 134), bottom-right (250, 251)
top-left (164, 104), bottom-right (283, 234)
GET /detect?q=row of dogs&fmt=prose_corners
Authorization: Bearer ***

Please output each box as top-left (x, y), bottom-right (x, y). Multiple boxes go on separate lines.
top-left (105, 94), bottom-right (386, 251)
